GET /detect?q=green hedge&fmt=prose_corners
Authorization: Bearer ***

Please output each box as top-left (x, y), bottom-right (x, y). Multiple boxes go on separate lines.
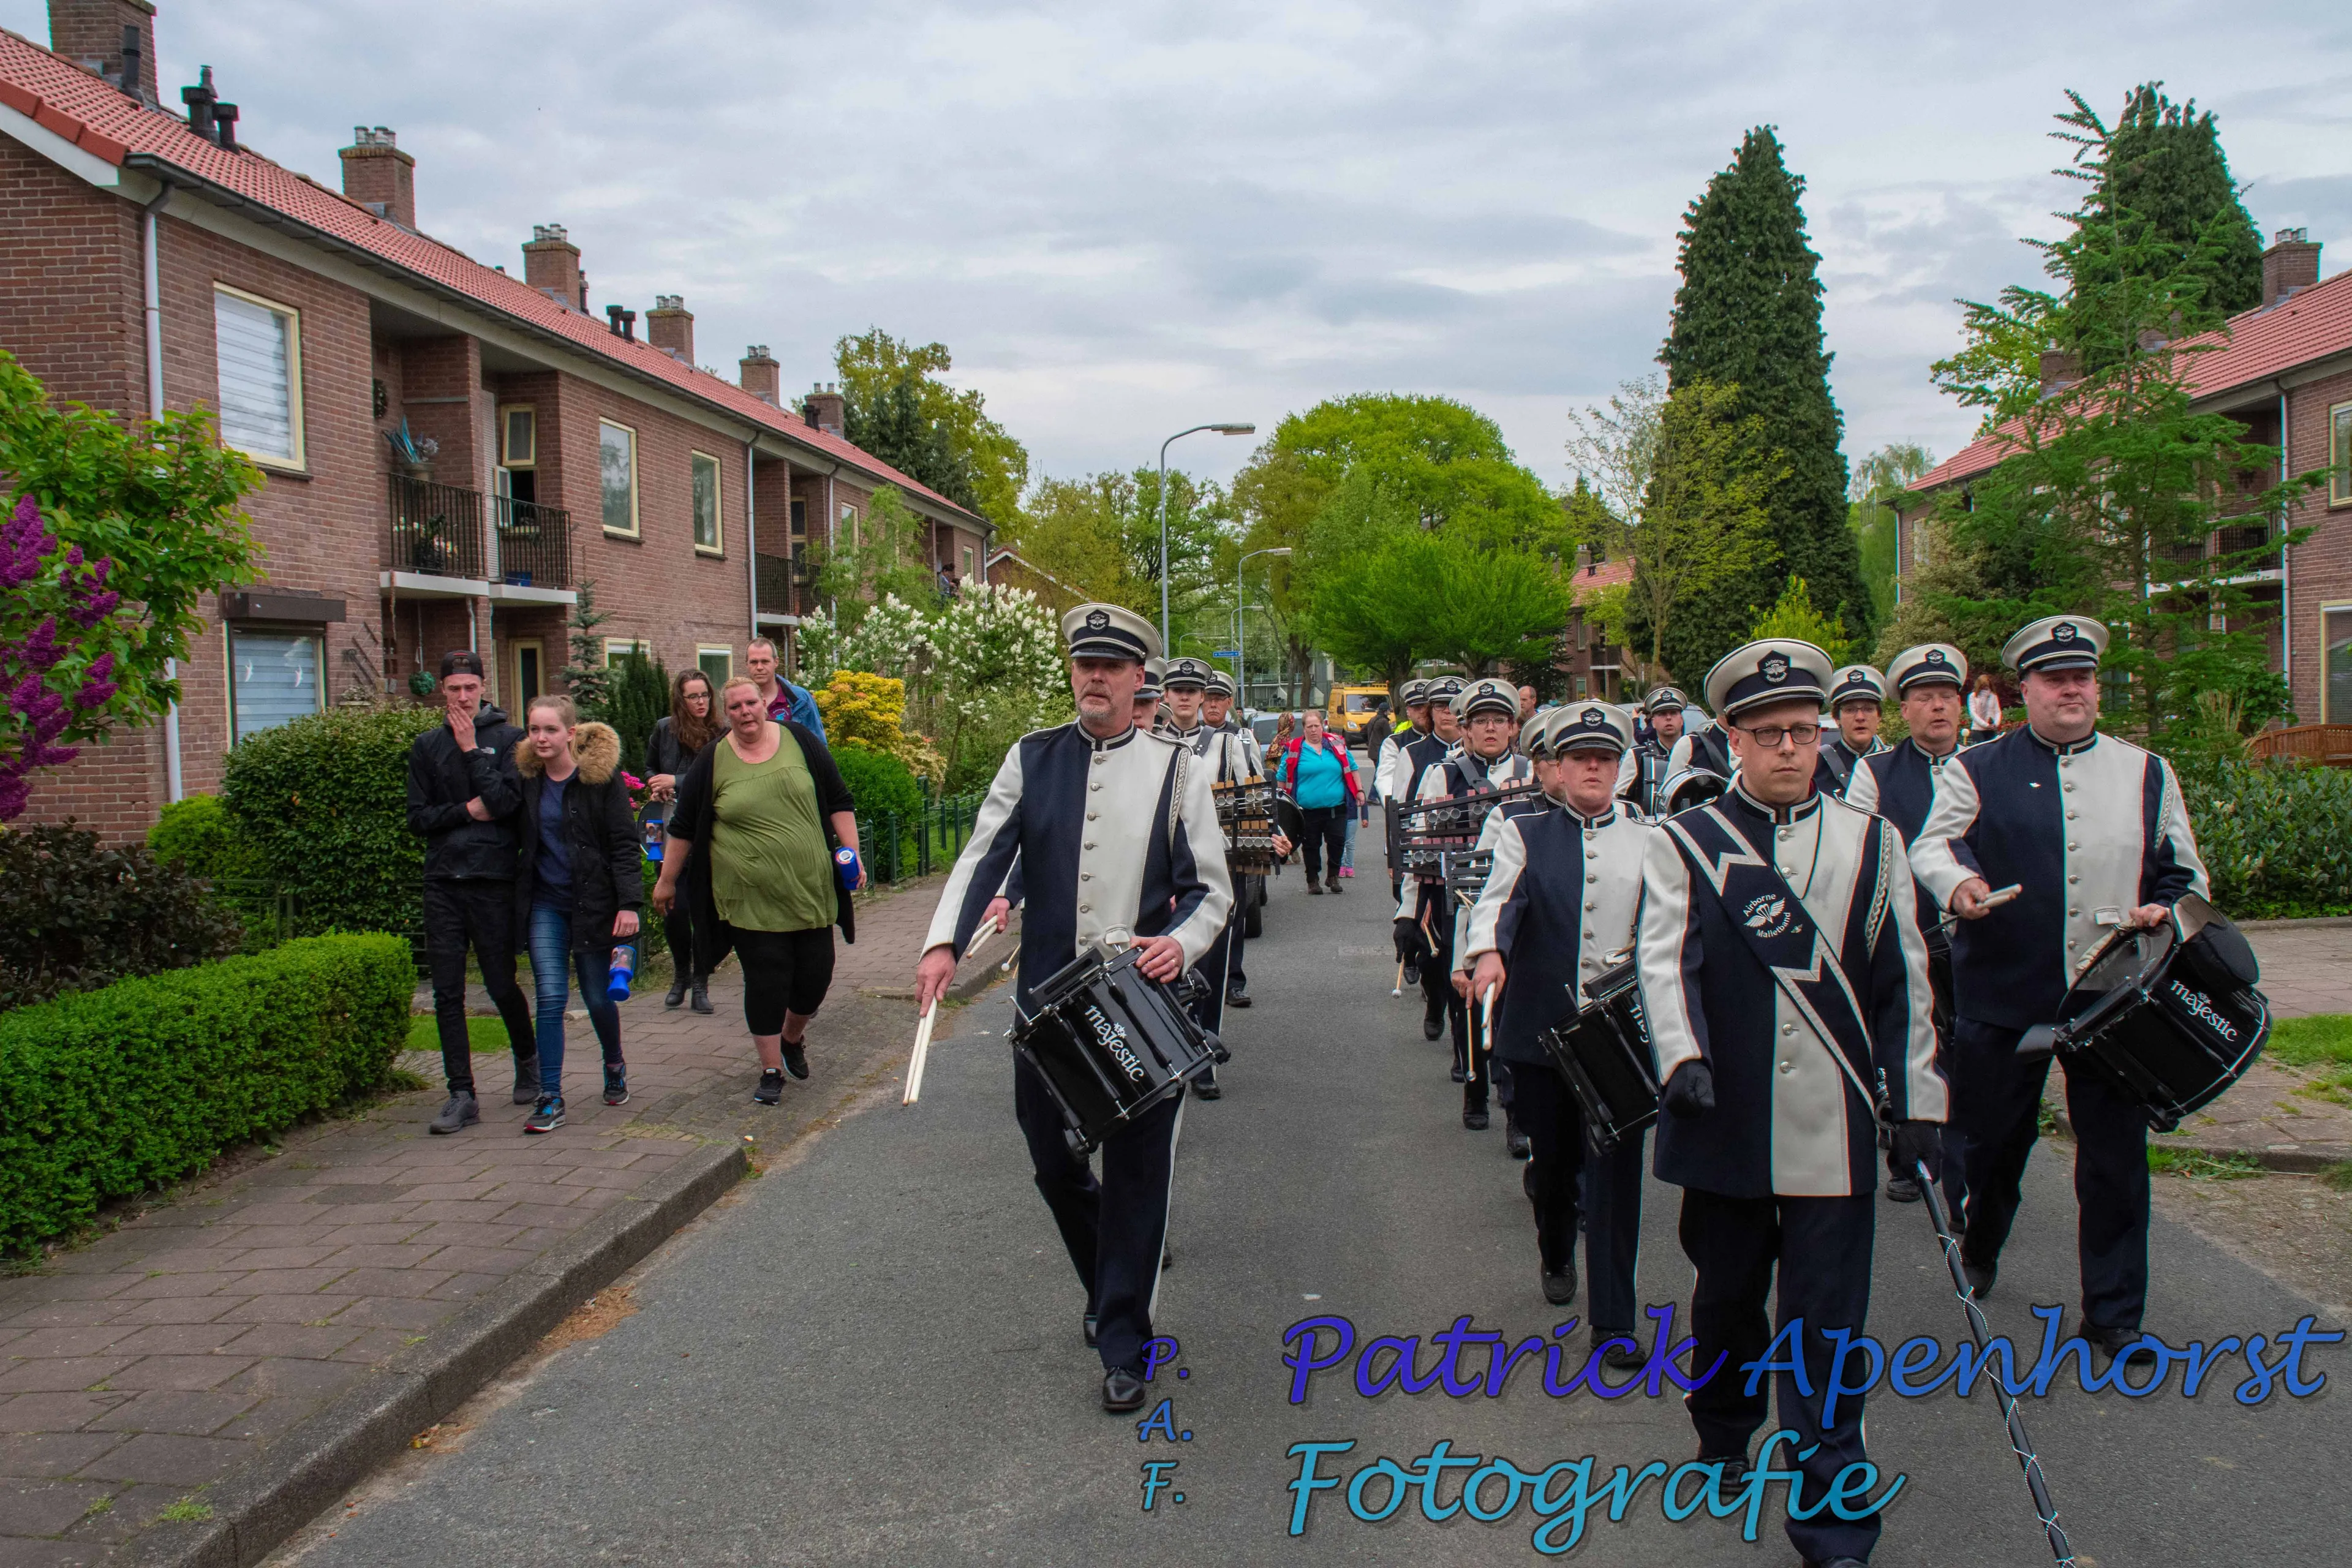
top-left (2176, 757), bottom-right (2352, 919)
top-left (834, 743), bottom-right (922, 823)
top-left (0, 933), bottom-right (413, 1254)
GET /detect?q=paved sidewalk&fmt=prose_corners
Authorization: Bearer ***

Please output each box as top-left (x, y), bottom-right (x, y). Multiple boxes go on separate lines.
top-left (0, 873), bottom-right (992, 1568)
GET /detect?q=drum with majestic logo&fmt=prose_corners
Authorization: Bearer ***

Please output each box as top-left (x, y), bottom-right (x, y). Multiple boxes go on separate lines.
top-left (2048, 894), bottom-right (2269, 1131)
top-left (1011, 943), bottom-right (1227, 1152)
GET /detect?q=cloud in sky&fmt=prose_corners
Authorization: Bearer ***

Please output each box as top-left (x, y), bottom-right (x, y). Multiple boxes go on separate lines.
top-left (6, 0), bottom-right (2347, 490)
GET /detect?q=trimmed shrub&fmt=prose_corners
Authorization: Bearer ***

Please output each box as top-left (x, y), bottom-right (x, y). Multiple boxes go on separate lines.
top-left (0, 823), bottom-right (243, 1009)
top-left (2174, 757), bottom-right (2352, 919)
top-left (0, 933), bottom-right (413, 1253)
top-left (148, 793), bottom-right (252, 881)
top-left (834, 743), bottom-right (921, 825)
top-left (221, 704), bottom-right (441, 937)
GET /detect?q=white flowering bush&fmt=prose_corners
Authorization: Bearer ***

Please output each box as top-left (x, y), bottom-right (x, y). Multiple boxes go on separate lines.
top-left (798, 593), bottom-right (930, 685)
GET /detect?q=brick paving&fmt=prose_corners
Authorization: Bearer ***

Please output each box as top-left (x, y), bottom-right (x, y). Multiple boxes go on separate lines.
top-left (2144, 922), bottom-right (2352, 1167)
top-left (0, 874), bottom-right (989, 1568)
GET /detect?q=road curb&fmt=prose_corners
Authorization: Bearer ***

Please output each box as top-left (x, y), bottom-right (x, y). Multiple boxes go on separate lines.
top-left (118, 1139), bottom-right (748, 1568)
top-left (2239, 915), bottom-right (2352, 930)
top-left (2046, 1109), bottom-right (2350, 1174)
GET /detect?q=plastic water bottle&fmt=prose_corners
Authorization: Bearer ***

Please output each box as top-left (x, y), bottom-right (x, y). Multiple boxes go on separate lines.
top-left (607, 943), bottom-right (637, 1001)
top-left (834, 845), bottom-right (861, 892)
top-left (641, 817), bottom-right (665, 863)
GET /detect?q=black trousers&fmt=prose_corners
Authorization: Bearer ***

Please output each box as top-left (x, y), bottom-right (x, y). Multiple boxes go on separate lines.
top-left (1188, 919), bottom-right (1236, 1088)
top-left (1950, 1017), bottom-right (2150, 1331)
top-left (1415, 884), bottom-right (1468, 1065)
top-left (734, 925), bottom-right (836, 1035)
top-left (1886, 940), bottom-right (1954, 1184)
top-left (1226, 880), bottom-right (1248, 988)
top-left (1680, 1189), bottom-right (1879, 1566)
top-left (1463, 987), bottom-right (1495, 1115)
top-left (421, 878), bottom-right (533, 1095)
top-left (1511, 1063), bottom-right (1644, 1330)
top-left (1014, 1055), bottom-right (1183, 1376)
top-left (662, 898), bottom-right (699, 982)
top-left (1297, 804), bottom-right (1346, 881)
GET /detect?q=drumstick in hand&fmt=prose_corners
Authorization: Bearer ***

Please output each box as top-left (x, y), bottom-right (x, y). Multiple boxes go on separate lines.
top-left (1475, 985), bottom-right (1497, 1083)
top-left (905, 916), bottom-right (998, 1107)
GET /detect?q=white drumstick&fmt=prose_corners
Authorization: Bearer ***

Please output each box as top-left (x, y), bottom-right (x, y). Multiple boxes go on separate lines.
top-left (1392, 957), bottom-right (1405, 998)
top-left (1476, 984), bottom-right (1497, 1082)
top-left (905, 916), bottom-right (999, 1107)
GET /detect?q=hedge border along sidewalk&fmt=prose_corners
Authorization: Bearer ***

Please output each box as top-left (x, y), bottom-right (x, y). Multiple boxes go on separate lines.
top-left (0, 933), bottom-right (413, 1256)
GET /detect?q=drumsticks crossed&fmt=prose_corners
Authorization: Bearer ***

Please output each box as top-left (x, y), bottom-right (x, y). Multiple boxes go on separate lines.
top-left (902, 913), bottom-right (1003, 1107)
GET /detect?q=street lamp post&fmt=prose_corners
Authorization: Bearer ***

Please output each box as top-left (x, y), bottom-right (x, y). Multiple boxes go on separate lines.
top-left (1236, 545), bottom-right (1291, 717)
top-left (1157, 422), bottom-right (1256, 652)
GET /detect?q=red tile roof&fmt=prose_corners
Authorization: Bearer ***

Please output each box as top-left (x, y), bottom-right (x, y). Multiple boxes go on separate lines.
top-left (1910, 265), bottom-right (2352, 496)
top-left (1569, 556), bottom-right (1635, 600)
top-left (0, 30), bottom-right (982, 525)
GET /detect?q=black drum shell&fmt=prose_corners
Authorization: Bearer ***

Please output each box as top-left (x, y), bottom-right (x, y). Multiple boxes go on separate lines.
top-left (2057, 921), bottom-right (2269, 1132)
top-left (1535, 957), bottom-right (1660, 1153)
top-left (1012, 946), bottom-right (1221, 1152)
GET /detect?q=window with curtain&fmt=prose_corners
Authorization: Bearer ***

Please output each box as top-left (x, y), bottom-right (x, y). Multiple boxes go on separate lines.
top-left (228, 629), bottom-right (322, 739)
top-left (600, 421), bottom-right (638, 535)
top-left (214, 287), bottom-right (303, 466)
top-left (692, 451), bottom-right (722, 551)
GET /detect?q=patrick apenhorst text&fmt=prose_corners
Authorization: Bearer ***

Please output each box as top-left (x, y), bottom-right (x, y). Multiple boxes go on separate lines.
top-left (1275, 1308), bottom-right (2337, 1552)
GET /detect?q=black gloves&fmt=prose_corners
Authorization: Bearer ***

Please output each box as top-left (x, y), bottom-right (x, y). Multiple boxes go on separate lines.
top-left (1662, 1059), bottom-right (1716, 1118)
top-left (1393, 918), bottom-right (1428, 964)
top-left (1890, 1120), bottom-right (1942, 1183)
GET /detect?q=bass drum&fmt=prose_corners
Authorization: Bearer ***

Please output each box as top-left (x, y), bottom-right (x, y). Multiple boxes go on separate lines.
top-left (2052, 895), bottom-right (2269, 1131)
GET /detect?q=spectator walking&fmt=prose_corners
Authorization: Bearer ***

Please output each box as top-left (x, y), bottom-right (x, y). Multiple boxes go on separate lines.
top-left (407, 651), bottom-right (535, 1136)
top-left (1968, 673), bottom-right (2005, 746)
top-left (1268, 711), bottom-right (1302, 872)
top-left (511, 696), bottom-right (644, 1131)
top-left (653, 676), bottom-right (865, 1106)
top-left (1275, 709), bottom-right (1360, 892)
top-left (744, 636), bottom-right (828, 742)
top-left (645, 669), bottom-right (723, 1014)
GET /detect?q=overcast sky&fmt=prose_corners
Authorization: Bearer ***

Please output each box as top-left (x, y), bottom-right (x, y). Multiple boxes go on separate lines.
top-left (10, 1), bottom-right (2348, 493)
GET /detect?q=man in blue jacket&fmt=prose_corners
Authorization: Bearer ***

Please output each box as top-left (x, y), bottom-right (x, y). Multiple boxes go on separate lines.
top-left (745, 636), bottom-right (827, 741)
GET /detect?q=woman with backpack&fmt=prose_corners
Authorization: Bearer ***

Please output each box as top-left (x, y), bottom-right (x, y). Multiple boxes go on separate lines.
top-left (1274, 709), bottom-right (1360, 894)
top-left (513, 695), bottom-right (644, 1133)
top-left (646, 669), bottom-right (722, 1013)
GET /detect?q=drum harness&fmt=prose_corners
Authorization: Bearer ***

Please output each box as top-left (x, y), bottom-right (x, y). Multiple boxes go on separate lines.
top-left (1661, 804), bottom-right (2077, 1567)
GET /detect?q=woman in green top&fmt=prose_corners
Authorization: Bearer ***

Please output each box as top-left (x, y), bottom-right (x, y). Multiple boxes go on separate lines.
top-left (653, 676), bottom-right (864, 1104)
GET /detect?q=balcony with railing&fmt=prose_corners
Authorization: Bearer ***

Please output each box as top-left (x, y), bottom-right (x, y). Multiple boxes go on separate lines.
top-left (755, 545), bottom-right (811, 620)
top-left (386, 474), bottom-right (484, 586)
top-left (491, 496), bottom-right (573, 591)
top-left (385, 475), bottom-right (573, 600)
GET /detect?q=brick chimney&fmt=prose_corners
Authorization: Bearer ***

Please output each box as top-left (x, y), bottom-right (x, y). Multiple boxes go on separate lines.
top-left (50, 0), bottom-right (156, 104)
top-left (339, 127), bottom-right (415, 228)
top-left (646, 295), bottom-right (693, 364)
top-left (2262, 228), bottom-right (2321, 309)
top-left (804, 382), bottom-right (845, 437)
top-left (524, 224), bottom-right (585, 312)
top-left (2038, 349), bottom-right (2081, 399)
top-left (740, 345), bottom-right (780, 404)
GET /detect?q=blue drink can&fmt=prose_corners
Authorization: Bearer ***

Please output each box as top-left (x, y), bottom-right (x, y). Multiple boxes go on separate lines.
top-left (607, 943), bottom-right (637, 1001)
top-left (834, 845), bottom-right (861, 891)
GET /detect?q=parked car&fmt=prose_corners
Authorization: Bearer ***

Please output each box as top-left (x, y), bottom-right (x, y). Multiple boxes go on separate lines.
top-left (1327, 684), bottom-right (1390, 742)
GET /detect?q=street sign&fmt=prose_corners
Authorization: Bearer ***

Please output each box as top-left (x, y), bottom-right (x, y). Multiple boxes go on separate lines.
top-left (1212, 649), bottom-right (1240, 659)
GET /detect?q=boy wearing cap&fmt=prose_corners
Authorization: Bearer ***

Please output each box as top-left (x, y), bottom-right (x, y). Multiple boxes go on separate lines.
top-left (407, 652), bottom-right (537, 1133)
top-left (1845, 645), bottom-right (1971, 1203)
top-left (1815, 665), bottom-right (1889, 798)
top-left (1465, 702), bottom-right (1653, 1352)
top-left (1909, 615), bottom-right (2208, 1363)
top-left (1161, 657), bottom-right (1256, 1059)
top-left (1627, 687), bottom-right (1687, 816)
top-left (914, 603), bottom-right (1232, 1414)
top-left (1637, 638), bottom-right (1945, 1568)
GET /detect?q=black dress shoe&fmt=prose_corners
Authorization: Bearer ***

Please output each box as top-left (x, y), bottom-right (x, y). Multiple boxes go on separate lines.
top-left (1542, 1263), bottom-right (1577, 1305)
top-left (2085, 1319), bottom-right (2157, 1368)
top-left (1884, 1174), bottom-right (1922, 1204)
top-left (1226, 981), bottom-right (1251, 1008)
top-left (1593, 1329), bottom-right (1644, 1372)
top-left (1506, 1123), bottom-right (1531, 1160)
top-left (665, 976), bottom-right (688, 1009)
top-left (1193, 1079), bottom-right (1222, 1101)
top-left (1423, 1016), bottom-right (1444, 1041)
top-left (1102, 1367), bottom-right (1148, 1412)
top-left (1083, 1313), bottom-right (1099, 1348)
top-left (1450, 1065), bottom-right (1467, 1083)
top-left (1463, 1109), bottom-right (1489, 1131)
top-left (1700, 1450), bottom-right (1751, 1488)
top-left (1961, 1257), bottom-right (1996, 1298)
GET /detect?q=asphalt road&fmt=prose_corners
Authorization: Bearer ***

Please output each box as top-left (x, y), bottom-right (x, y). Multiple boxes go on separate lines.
top-left (276, 852), bottom-right (2351, 1567)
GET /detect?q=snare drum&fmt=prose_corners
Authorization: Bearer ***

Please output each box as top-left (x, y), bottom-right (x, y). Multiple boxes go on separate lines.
top-left (2052, 895), bottom-right (2269, 1131)
top-left (1213, 777), bottom-right (1276, 873)
top-left (1534, 957), bottom-right (1660, 1153)
top-left (1011, 944), bottom-right (1229, 1153)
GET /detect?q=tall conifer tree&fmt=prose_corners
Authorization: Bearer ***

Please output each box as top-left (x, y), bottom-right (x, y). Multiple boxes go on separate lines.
top-left (2068, 83), bottom-right (2265, 318)
top-left (1636, 127), bottom-right (1866, 685)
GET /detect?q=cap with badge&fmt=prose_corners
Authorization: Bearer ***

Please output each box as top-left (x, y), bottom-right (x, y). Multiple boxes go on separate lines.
top-left (1424, 675), bottom-right (1466, 708)
top-left (1401, 679), bottom-right (1432, 707)
top-left (1887, 643), bottom-right (1968, 692)
top-left (1136, 657), bottom-right (1167, 699)
top-left (1552, 699), bottom-right (1633, 756)
top-left (1643, 685), bottom-right (1687, 716)
top-left (1703, 639), bottom-right (1833, 723)
top-left (1455, 676), bottom-right (1518, 720)
top-left (1826, 664), bottom-right (1889, 712)
top-left (1205, 669), bottom-right (1236, 699)
top-left (2002, 614), bottom-right (2108, 675)
top-left (1163, 656), bottom-right (1213, 691)
top-left (1060, 601), bottom-right (1162, 664)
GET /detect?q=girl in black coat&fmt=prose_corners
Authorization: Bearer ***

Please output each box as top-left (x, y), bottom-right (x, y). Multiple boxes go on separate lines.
top-left (646, 669), bottom-right (723, 1012)
top-left (513, 696), bottom-right (644, 1131)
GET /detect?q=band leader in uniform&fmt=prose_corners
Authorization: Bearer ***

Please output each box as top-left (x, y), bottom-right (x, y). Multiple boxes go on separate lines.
top-left (1909, 616), bottom-right (2207, 1363)
top-left (1637, 638), bottom-right (1945, 1568)
top-left (913, 604), bottom-right (1233, 1413)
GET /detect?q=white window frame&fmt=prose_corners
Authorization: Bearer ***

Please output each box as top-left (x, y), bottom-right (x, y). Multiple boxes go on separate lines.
top-left (696, 646), bottom-right (733, 684)
top-left (224, 624), bottom-right (324, 739)
top-left (605, 637), bottom-right (650, 668)
top-left (690, 450), bottom-right (724, 555)
top-left (2330, 401), bottom-right (2352, 508)
top-left (600, 419), bottom-right (640, 537)
top-left (212, 283), bottom-right (305, 470)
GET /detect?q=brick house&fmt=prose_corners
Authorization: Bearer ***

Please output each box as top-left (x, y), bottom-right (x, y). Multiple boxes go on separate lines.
top-left (1, 0), bottom-right (989, 837)
top-left (1898, 229), bottom-right (2352, 726)
top-left (1560, 552), bottom-right (1634, 702)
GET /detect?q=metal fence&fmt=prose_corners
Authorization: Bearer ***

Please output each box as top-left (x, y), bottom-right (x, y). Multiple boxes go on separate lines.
top-left (388, 473), bottom-right (486, 581)
top-left (854, 791), bottom-right (986, 886)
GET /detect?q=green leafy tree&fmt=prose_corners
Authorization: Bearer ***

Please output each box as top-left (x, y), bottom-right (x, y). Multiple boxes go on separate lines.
top-left (1923, 93), bottom-right (2326, 745)
top-left (1625, 379), bottom-right (1783, 684)
top-left (2065, 83), bottom-right (2265, 320)
top-left (1270, 393), bottom-right (1558, 547)
top-left (834, 330), bottom-right (1030, 524)
top-left (0, 352), bottom-right (264, 818)
top-left (1228, 446), bottom-right (1330, 701)
top-left (1657, 127), bottom-right (1869, 672)
top-left (1747, 576), bottom-right (1852, 665)
top-left (1427, 536), bottom-right (1569, 676)
top-left (1562, 373), bottom-right (1664, 559)
top-left (813, 487), bottom-right (940, 633)
top-left (1003, 468), bottom-right (1233, 626)
top-left (1849, 443), bottom-right (1934, 626)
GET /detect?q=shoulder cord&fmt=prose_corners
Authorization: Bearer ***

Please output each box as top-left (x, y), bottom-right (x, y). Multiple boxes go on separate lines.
top-left (1166, 743), bottom-right (1191, 854)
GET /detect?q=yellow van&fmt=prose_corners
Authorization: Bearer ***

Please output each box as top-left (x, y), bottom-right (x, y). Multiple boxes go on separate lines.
top-left (1327, 684), bottom-right (1391, 742)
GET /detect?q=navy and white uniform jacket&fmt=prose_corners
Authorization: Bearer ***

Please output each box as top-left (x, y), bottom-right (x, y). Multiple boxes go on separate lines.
top-left (926, 722), bottom-right (1233, 1011)
top-left (1376, 726), bottom-right (1424, 802)
top-left (1909, 728), bottom-right (2209, 1031)
top-left (1168, 722), bottom-right (1261, 784)
top-left (1637, 785), bottom-right (1946, 1198)
top-left (1844, 740), bottom-right (1959, 940)
top-left (1464, 801), bottom-right (1651, 1062)
top-left (1666, 722), bottom-right (1733, 782)
top-left (1392, 731), bottom-right (1450, 805)
top-left (1626, 740), bottom-right (1675, 817)
top-left (1814, 735), bottom-right (1884, 799)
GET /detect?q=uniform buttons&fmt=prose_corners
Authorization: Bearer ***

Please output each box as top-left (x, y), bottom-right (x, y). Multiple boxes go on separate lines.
top-left (2064, 783), bottom-right (2077, 793)
top-left (1093, 755), bottom-right (1106, 765)
top-left (2066, 810), bottom-right (2078, 821)
top-left (1080, 873), bottom-right (1092, 881)
top-left (1090, 782), bottom-right (1102, 792)
top-left (2068, 907), bottom-right (2080, 918)
top-left (1585, 901), bottom-right (1597, 912)
top-left (1087, 812), bottom-right (1098, 821)
top-left (1079, 903), bottom-right (1091, 913)
top-left (1781, 1023), bottom-right (1796, 1036)
top-left (2067, 842), bottom-right (2079, 852)
top-left (1779, 1060), bottom-right (1795, 1075)
top-left (1084, 842), bottom-right (1096, 851)
top-left (1779, 865), bottom-right (1796, 876)
top-left (1586, 873), bottom-right (1599, 884)
top-left (1778, 829), bottom-right (1793, 841)
top-left (2069, 874), bottom-right (2079, 884)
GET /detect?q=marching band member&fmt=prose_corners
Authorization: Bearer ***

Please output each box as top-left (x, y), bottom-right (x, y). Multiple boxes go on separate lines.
top-left (1133, 657), bottom-right (1167, 733)
top-left (1466, 702), bottom-right (1651, 1365)
top-left (913, 604), bottom-right (1232, 1414)
top-left (1665, 700), bottom-right (1734, 780)
top-left (1390, 676), bottom-right (1465, 1001)
top-left (1909, 616), bottom-right (2207, 1363)
top-left (1162, 657), bottom-right (1253, 1090)
top-left (1815, 665), bottom-right (1889, 797)
top-left (1844, 644), bottom-right (1969, 1202)
top-left (1415, 677), bottom-right (1534, 1121)
top-left (1199, 668), bottom-right (1262, 1016)
top-left (1376, 679), bottom-right (1429, 902)
top-left (1625, 686), bottom-right (1689, 816)
top-left (1637, 638), bottom-right (1944, 1568)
